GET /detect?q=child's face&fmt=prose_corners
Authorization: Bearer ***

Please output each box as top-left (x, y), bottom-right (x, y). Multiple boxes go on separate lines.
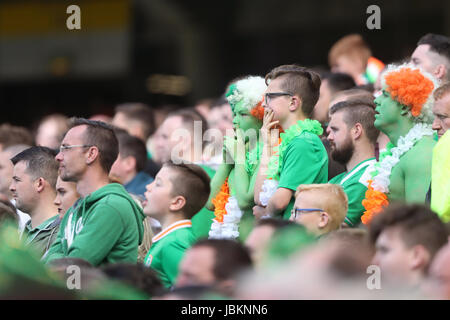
top-left (143, 166), bottom-right (176, 218)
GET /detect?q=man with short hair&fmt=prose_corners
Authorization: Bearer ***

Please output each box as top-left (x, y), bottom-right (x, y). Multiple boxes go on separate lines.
top-left (43, 118), bottom-right (145, 266)
top-left (112, 103), bottom-right (160, 178)
top-left (0, 144), bottom-right (32, 230)
top-left (312, 72), bottom-right (356, 125)
top-left (35, 114), bottom-right (70, 150)
top-left (430, 82), bottom-right (450, 221)
top-left (362, 64), bottom-right (439, 225)
top-left (110, 130), bottom-right (153, 199)
top-left (411, 33), bottom-right (450, 82)
top-left (327, 101), bottom-right (379, 227)
top-left (328, 34), bottom-right (384, 85)
top-left (152, 109), bottom-right (215, 239)
top-left (432, 82), bottom-right (450, 138)
top-left (10, 146), bottom-right (60, 257)
top-left (152, 109), bottom-right (209, 167)
top-left (176, 239), bottom-right (252, 297)
top-left (112, 103), bottom-right (155, 143)
top-left (0, 124), bottom-right (34, 152)
top-left (253, 65), bottom-right (328, 220)
top-left (142, 161), bottom-right (211, 288)
top-left (290, 184), bottom-right (348, 237)
top-left (369, 203), bottom-right (448, 287)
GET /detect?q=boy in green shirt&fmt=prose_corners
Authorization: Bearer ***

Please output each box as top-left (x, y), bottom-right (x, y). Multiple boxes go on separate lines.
top-left (253, 65), bottom-right (328, 220)
top-left (326, 100), bottom-right (379, 227)
top-left (143, 161), bottom-right (211, 288)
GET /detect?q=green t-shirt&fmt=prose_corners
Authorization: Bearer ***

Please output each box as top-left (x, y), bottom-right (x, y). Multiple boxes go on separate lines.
top-left (23, 215), bottom-right (60, 258)
top-left (191, 164), bottom-right (216, 240)
top-left (144, 220), bottom-right (195, 288)
top-left (329, 158), bottom-right (376, 227)
top-left (278, 132), bottom-right (329, 219)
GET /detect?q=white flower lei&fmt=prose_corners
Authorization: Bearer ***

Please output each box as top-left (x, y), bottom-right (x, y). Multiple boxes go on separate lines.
top-left (209, 196), bottom-right (243, 239)
top-left (371, 123), bottom-right (434, 194)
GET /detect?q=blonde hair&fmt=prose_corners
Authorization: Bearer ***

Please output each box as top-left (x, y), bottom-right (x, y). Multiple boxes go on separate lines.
top-left (295, 184), bottom-right (348, 232)
top-left (434, 82), bottom-right (450, 100)
top-left (138, 217), bottom-right (153, 263)
top-left (128, 194), bottom-right (154, 263)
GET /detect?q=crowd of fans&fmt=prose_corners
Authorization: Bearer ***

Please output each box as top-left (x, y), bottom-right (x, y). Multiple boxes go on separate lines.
top-left (0, 33), bottom-right (449, 300)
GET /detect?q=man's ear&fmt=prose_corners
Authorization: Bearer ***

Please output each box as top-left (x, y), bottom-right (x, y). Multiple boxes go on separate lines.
top-left (35, 177), bottom-right (46, 193)
top-left (289, 95), bottom-right (302, 112)
top-left (352, 123), bottom-right (363, 140)
top-left (169, 195), bottom-right (187, 212)
top-left (318, 212), bottom-right (330, 229)
top-left (409, 244), bottom-right (431, 271)
top-left (85, 146), bottom-right (100, 165)
top-left (434, 64), bottom-right (446, 80)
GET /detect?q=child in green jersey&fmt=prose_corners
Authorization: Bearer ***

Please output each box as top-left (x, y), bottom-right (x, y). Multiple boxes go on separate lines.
top-left (142, 161), bottom-right (211, 288)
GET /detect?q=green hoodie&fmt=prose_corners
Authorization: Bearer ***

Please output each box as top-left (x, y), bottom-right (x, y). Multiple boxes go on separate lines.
top-left (43, 183), bottom-right (145, 266)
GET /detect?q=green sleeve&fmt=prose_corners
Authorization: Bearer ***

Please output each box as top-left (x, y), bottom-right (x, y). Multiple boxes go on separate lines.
top-left (278, 135), bottom-right (328, 191)
top-left (161, 240), bottom-right (188, 287)
top-left (63, 204), bottom-right (125, 266)
top-left (341, 182), bottom-right (367, 227)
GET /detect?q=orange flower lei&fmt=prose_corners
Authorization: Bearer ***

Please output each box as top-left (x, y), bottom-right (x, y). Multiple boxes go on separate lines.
top-left (212, 178), bottom-right (230, 223)
top-left (385, 67), bottom-right (434, 117)
top-left (361, 180), bottom-right (389, 225)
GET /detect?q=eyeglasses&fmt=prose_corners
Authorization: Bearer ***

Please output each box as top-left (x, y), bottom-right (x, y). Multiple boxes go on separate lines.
top-left (264, 92), bottom-right (293, 104)
top-left (59, 144), bottom-right (92, 153)
top-left (291, 208), bottom-right (325, 219)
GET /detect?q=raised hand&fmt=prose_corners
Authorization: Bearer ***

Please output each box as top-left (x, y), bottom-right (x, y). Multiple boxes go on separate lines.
top-left (261, 109), bottom-right (280, 148)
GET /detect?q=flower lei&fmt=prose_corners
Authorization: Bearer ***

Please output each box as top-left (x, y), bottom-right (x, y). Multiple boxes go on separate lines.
top-left (259, 119), bottom-right (323, 206)
top-left (209, 142), bottom-right (263, 239)
top-left (361, 123), bottom-right (435, 224)
top-left (266, 119), bottom-right (323, 180)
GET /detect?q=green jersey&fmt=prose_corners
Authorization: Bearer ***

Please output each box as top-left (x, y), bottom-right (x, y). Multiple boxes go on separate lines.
top-left (23, 215), bottom-right (60, 258)
top-left (329, 158), bottom-right (376, 227)
top-left (43, 183), bottom-right (145, 266)
top-left (278, 132), bottom-right (329, 219)
top-left (144, 219), bottom-right (195, 288)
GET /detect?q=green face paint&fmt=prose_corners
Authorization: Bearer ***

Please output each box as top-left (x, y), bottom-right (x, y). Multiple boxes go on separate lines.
top-left (374, 90), bottom-right (403, 131)
top-left (232, 102), bottom-right (262, 135)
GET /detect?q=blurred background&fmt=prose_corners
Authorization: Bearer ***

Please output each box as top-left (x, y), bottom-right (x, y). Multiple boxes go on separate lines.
top-left (0, 0), bottom-right (449, 128)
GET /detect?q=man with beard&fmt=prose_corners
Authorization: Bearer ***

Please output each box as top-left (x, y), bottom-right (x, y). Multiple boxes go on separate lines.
top-left (326, 101), bottom-right (379, 227)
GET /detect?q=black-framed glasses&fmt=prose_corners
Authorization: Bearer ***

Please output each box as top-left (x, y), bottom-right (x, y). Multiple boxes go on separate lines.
top-left (291, 208), bottom-right (325, 219)
top-left (59, 144), bottom-right (92, 153)
top-left (264, 92), bottom-right (293, 104)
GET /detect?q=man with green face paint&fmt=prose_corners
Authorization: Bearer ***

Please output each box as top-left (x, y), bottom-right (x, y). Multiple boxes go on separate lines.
top-left (361, 63), bottom-right (439, 225)
top-left (206, 76), bottom-right (266, 240)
